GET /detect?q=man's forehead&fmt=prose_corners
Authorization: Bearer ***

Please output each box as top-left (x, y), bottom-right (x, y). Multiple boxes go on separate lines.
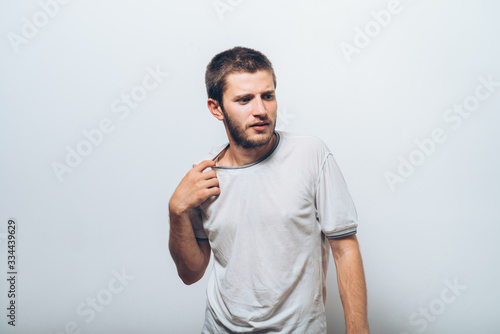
top-left (224, 70), bottom-right (275, 94)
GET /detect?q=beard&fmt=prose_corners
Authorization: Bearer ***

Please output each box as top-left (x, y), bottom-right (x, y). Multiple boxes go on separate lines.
top-left (221, 107), bottom-right (275, 149)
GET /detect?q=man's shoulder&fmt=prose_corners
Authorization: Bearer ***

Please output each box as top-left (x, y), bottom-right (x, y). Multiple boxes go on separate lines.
top-left (278, 131), bottom-right (330, 153)
top-left (275, 131), bottom-right (333, 170)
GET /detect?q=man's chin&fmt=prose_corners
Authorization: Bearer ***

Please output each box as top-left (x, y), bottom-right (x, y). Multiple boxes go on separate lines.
top-left (245, 128), bottom-right (275, 147)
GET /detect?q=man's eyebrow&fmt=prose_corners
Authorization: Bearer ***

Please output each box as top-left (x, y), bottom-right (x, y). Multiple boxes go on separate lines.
top-left (233, 93), bottom-right (253, 99)
top-left (233, 90), bottom-right (275, 100)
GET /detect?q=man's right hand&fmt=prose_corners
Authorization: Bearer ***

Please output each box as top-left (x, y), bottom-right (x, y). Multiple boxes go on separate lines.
top-left (169, 160), bottom-right (220, 216)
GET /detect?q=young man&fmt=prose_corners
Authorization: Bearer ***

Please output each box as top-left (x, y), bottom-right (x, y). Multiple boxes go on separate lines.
top-left (168, 47), bottom-right (369, 333)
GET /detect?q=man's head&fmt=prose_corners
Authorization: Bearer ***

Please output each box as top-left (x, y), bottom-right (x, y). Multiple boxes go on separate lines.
top-left (205, 46), bottom-right (277, 109)
top-left (206, 47), bottom-right (278, 149)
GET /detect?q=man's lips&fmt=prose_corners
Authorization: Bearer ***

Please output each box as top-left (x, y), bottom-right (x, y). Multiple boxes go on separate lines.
top-left (250, 122), bottom-right (270, 131)
top-left (250, 122), bottom-right (269, 127)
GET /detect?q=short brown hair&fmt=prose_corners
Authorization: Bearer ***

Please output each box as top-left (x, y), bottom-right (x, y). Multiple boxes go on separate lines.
top-left (205, 46), bottom-right (277, 108)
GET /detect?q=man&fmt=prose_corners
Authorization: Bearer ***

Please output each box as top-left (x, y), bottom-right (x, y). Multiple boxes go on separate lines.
top-left (169, 46), bottom-right (369, 333)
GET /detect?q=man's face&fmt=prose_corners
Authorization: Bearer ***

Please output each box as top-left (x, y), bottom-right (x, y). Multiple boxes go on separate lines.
top-left (220, 70), bottom-right (277, 149)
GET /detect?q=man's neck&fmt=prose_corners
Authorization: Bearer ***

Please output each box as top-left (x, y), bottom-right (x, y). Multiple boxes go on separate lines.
top-left (216, 132), bottom-right (277, 167)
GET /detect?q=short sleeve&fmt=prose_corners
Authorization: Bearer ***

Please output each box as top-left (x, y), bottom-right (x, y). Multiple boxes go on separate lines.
top-left (190, 206), bottom-right (208, 240)
top-left (315, 152), bottom-right (358, 239)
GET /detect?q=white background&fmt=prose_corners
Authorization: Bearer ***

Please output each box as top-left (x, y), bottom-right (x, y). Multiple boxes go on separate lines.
top-left (1, 0), bottom-right (499, 333)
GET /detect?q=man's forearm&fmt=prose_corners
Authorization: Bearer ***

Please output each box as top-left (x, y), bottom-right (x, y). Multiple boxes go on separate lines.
top-left (332, 237), bottom-right (369, 333)
top-left (168, 209), bottom-right (208, 284)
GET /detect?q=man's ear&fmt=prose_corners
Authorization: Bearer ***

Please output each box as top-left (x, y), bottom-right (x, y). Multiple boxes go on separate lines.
top-left (207, 98), bottom-right (224, 121)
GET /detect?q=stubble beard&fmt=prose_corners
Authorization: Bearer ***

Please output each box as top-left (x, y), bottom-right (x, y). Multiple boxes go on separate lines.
top-left (221, 107), bottom-right (276, 149)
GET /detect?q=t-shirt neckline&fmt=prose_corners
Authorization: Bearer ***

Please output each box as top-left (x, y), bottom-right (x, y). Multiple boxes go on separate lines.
top-left (211, 131), bottom-right (281, 170)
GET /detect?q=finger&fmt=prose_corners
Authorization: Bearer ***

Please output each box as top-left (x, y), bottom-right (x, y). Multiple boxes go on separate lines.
top-left (205, 186), bottom-right (221, 197)
top-left (201, 170), bottom-right (218, 180)
top-left (192, 160), bottom-right (216, 172)
top-left (204, 177), bottom-right (219, 189)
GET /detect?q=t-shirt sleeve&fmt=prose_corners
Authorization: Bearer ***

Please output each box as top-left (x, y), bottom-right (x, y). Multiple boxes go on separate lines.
top-left (189, 206), bottom-right (208, 240)
top-left (315, 152), bottom-right (358, 239)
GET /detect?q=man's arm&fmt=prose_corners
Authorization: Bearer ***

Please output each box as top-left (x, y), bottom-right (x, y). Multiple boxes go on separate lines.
top-left (329, 234), bottom-right (369, 334)
top-left (168, 160), bottom-right (219, 285)
top-left (169, 212), bottom-right (211, 285)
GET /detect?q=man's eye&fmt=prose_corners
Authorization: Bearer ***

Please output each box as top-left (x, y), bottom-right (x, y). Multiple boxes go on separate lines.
top-left (239, 98), bottom-right (250, 103)
top-left (263, 94), bottom-right (274, 100)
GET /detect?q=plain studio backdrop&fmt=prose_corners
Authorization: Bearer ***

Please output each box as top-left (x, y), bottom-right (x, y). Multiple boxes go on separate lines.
top-left (1, 0), bottom-right (499, 333)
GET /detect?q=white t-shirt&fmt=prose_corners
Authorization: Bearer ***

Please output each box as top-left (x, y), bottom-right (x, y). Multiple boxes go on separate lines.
top-left (190, 131), bottom-right (358, 333)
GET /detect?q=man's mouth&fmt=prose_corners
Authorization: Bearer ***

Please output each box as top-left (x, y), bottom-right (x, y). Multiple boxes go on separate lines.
top-left (251, 122), bottom-right (269, 127)
top-left (250, 122), bottom-right (270, 131)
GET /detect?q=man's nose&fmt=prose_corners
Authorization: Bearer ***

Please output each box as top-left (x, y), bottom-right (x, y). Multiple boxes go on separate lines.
top-left (252, 96), bottom-right (267, 117)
